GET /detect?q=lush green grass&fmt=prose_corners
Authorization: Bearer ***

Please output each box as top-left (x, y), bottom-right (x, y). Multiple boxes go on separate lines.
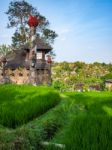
top-left (0, 87), bottom-right (112, 150)
top-left (49, 92), bottom-right (112, 150)
top-left (0, 94), bottom-right (67, 150)
top-left (0, 84), bottom-right (60, 128)
top-left (62, 115), bottom-right (112, 150)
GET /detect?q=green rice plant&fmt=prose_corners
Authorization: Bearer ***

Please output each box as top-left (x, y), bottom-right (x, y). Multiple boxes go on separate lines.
top-left (49, 92), bottom-right (112, 150)
top-left (0, 90), bottom-right (112, 150)
top-left (61, 115), bottom-right (112, 150)
top-left (0, 85), bottom-right (60, 128)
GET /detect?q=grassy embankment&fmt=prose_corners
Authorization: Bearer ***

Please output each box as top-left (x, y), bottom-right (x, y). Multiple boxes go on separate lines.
top-left (0, 85), bottom-right (112, 150)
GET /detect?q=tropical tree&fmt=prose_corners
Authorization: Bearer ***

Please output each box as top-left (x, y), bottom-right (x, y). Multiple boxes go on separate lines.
top-left (0, 45), bottom-right (12, 57)
top-left (6, 0), bottom-right (57, 47)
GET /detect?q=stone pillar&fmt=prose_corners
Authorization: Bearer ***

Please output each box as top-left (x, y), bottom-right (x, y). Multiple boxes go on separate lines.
top-left (29, 26), bottom-right (37, 85)
top-left (0, 58), bottom-right (10, 84)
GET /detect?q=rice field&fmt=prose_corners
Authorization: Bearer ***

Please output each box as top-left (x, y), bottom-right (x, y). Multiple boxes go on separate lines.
top-left (0, 85), bottom-right (112, 150)
top-left (49, 92), bottom-right (112, 150)
top-left (0, 84), bottom-right (60, 128)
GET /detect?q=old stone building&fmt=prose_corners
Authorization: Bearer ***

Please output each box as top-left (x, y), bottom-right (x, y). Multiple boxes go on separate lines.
top-left (0, 37), bottom-right (52, 85)
top-left (0, 15), bottom-right (53, 85)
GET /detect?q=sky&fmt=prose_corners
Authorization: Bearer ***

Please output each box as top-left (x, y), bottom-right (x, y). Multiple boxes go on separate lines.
top-left (0, 0), bottom-right (112, 63)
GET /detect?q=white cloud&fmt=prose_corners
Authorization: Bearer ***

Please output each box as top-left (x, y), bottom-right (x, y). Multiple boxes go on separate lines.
top-left (59, 28), bottom-right (71, 34)
top-left (54, 25), bottom-right (73, 42)
top-left (0, 35), bottom-right (11, 38)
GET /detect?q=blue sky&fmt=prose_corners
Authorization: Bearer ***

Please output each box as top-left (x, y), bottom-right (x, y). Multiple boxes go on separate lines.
top-left (0, 0), bottom-right (112, 63)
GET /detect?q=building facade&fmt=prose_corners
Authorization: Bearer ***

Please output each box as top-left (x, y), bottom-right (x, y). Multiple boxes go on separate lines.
top-left (0, 38), bottom-right (52, 85)
top-left (0, 15), bottom-right (52, 85)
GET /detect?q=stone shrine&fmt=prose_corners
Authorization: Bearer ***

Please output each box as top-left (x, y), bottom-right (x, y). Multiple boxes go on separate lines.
top-left (0, 15), bottom-right (52, 85)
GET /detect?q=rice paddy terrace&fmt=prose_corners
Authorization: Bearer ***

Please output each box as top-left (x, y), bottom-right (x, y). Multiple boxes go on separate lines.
top-left (0, 85), bottom-right (112, 150)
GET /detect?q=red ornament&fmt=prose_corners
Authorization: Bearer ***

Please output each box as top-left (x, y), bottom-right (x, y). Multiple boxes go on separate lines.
top-left (47, 56), bottom-right (52, 64)
top-left (28, 15), bottom-right (39, 27)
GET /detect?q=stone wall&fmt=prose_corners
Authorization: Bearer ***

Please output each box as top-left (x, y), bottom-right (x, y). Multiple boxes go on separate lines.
top-left (36, 69), bottom-right (51, 85)
top-left (0, 68), bottom-right (51, 85)
top-left (5, 68), bottom-right (29, 84)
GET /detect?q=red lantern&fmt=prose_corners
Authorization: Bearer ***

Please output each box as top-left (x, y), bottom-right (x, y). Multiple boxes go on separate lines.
top-left (28, 15), bottom-right (39, 27)
top-left (47, 55), bottom-right (52, 64)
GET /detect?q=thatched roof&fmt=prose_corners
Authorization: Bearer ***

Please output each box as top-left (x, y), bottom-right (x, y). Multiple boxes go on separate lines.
top-left (5, 50), bottom-right (30, 69)
top-left (5, 61), bottom-right (50, 70)
top-left (5, 37), bottom-right (52, 69)
top-left (36, 37), bottom-right (52, 52)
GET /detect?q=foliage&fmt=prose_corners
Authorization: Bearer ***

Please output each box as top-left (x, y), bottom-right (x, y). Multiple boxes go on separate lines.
top-left (63, 115), bottom-right (112, 150)
top-left (6, 0), bottom-right (57, 47)
top-left (101, 73), bottom-right (112, 81)
top-left (0, 44), bottom-right (12, 57)
top-left (0, 91), bottom-right (112, 149)
top-left (50, 92), bottom-right (112, 150)
top-left (52, 80), bottom-right (64, 91)
top-left (0, 85), bottom-right (60, 128)
top-left (52, 62), bottom-right (112, 91)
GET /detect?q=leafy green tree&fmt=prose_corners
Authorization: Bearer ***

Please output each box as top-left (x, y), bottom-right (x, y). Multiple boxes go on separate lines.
top-left (6, 0), bottom-right (57, 47)
top-left (75, 61), bottom-right (85, 73)
top-left (108, 63), bottom-right (112, 72)
top-left (0, 45), bottom-right (12, 57)
top-left (52, 80), bottom-right (62, 91)
top-left (52, 62), bottom-right (112, 92)
top-left (101, 73), bottom-right (112, 81)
